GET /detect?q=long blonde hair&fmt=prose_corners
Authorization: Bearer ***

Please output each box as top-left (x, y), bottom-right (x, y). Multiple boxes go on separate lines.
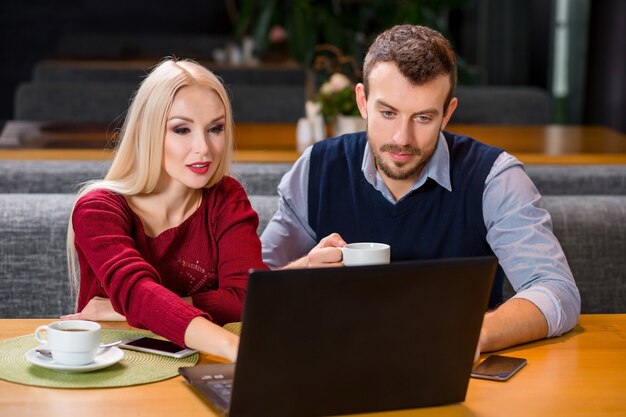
top-left (67, 58), bottom-right (235, 306)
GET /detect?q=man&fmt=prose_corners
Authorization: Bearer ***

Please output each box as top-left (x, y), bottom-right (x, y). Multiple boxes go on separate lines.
top-left (261, 24), bottom-right (580, 356)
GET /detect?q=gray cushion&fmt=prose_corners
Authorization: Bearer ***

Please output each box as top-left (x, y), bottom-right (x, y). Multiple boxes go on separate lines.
top-left (539, 196), bottom-right (626, 313)
top-left (0, 161), bottom-right (292, 195)
top-left (249, 195), bottom-right (279, 234)
top-left (15, 82), bottom-right (304, 123)
top-left (228, 84), bottom-right (305, 123)
top-left (15, 82), bottom-right (134, 123)
top-left (231, 163), bottom-right (291, 196)
top-left (525, 165), bottom-right (626, 195)
top-left (503, 195), bottom-right (626, 313)
top-left (4, 161), bottom-right (626, 197)
top-left (1, 192), bottom-right (624, 317)
top-left (453, 86), bottom-right (551, 124)
top-left (0, 194), bottom-right (75, 317)
top-left (0, 160), bottom-right (111, 193)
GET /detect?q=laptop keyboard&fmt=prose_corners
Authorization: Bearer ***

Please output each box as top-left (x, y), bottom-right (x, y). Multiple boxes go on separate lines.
top-left (201, 374), bottom-right (233, 403)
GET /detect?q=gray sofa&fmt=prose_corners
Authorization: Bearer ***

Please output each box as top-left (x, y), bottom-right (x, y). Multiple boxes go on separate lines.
top-left (1, 163), bottom-right (625, 318)
top-left (0, 161), bottom-right (293, 196)
top-left (2, 160), bottom-right (626, 196)
top-left (453, 86), bottom-right (551, 124)
top-left (15, 82), bottom-right (306, 123)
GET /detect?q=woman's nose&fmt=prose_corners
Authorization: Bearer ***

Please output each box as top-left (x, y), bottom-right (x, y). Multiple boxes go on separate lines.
top-left (192, 132), bottom-right (210, 154)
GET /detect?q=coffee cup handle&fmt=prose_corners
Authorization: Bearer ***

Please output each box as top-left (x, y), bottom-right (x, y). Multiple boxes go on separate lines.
top-left (34, 325), bottom-right (49, 344)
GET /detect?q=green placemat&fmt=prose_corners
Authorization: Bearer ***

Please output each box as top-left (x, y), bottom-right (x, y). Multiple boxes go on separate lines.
top-left (223, 322), bottom-right (241, 336)
top-left (0, 329), bottom-right (198, 389)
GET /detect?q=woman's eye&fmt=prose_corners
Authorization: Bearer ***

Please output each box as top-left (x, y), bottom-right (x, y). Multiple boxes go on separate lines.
top-left (173, 126), bottom-right (190, 135)
top-left (208, 124), bottom-right (225, 134)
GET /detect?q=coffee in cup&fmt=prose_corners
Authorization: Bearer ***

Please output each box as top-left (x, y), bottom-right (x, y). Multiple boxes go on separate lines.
top-left (34, 320), bottom-right (101, 365)
top-left (340, 242), bottom-right (391, 266)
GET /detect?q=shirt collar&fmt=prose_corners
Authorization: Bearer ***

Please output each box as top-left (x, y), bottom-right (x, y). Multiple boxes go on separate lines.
top-left (361, 132), bottom-right (452, 202)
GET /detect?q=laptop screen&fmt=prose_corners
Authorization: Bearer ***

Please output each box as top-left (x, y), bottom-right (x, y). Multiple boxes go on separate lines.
top-left (184, 256), bottom-right (497, 417)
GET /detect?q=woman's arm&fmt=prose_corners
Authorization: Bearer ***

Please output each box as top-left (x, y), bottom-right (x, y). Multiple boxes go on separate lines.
top-left (72, 190), bottom-right (211, 348)
top-left (61, 296), bottom-right (193, 322)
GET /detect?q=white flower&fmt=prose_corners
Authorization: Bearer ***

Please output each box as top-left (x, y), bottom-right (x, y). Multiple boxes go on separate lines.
top-left (320, 73), bottom-right (352, 96)
top-left (320, 81), bottom-right (334, 96)
top-left (328, 73), bottom-right (351, 91)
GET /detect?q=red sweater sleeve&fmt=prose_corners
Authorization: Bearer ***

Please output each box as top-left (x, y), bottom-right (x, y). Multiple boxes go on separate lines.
top-left (191, 177), bottom-right (269, 323)
top-left (72, 190), bottom-right (208, 347)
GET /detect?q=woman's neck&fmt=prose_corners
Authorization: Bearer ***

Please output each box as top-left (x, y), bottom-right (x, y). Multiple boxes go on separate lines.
top-left (126, 188), bottom-right (203, 237)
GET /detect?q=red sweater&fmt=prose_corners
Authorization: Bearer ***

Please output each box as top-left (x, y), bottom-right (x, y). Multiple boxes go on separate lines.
top-left (72, 176), bottom-right (267, 347)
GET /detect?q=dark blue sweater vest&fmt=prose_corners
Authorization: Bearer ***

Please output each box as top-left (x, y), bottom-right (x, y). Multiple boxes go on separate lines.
top-left (308, 131), bottom-right (505, 308)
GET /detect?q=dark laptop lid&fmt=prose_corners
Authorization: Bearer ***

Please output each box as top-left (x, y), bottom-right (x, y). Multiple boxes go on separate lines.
top-left (229, 256), bottom-right (497, 417)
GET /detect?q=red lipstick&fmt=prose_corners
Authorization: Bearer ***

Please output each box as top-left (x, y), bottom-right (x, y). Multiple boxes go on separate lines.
top-left (186, 161), bottom-right (210, 175)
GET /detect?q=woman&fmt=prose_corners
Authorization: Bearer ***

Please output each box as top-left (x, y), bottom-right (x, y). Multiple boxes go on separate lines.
top-left (64, 59), bottom-right (267, 361)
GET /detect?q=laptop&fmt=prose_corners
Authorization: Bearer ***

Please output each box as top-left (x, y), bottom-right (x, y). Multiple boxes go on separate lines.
top-left (179, 256), bottom-right (497, 417)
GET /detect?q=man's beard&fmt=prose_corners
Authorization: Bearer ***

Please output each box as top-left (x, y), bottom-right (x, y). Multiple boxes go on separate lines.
top-left (368, 133), bottom-right (435, 181)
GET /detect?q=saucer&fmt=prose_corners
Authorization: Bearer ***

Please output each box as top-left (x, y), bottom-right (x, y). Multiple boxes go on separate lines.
top-left (25, 346), bottom-right (124, 373)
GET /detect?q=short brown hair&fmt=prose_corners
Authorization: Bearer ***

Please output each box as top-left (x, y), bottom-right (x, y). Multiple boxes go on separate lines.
top-left (363, 25), bottom-right (457, 111)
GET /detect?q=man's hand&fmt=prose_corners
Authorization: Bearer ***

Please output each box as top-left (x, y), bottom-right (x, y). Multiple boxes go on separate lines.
top-left (283, 233), bottom-right (347, 269)
top-left (61, 296), bottom-right (126, 322)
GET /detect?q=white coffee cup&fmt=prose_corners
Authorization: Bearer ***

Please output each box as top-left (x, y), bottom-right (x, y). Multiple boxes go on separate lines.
top-left (34, 320), bottom-right (101, 366)
top-left (340, 242), bottom-right (391, 266)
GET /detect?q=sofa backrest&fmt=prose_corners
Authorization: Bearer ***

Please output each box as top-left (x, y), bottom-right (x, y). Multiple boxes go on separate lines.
top-left (524, 165), bottom-right (626, 195)
top-left (2, 161), bottom-right (626, 196)
top-left (1, 193), bottom-right (624, 317)
top-left (14, 81), bottom-right (305, 123)
top-left (539, 196), bottom-right (626, 314)
top-left (0, 194), bottom-right (75, 317)
top-left (0, 161), bottom-right (293, 195)
top-left (452, 86), bottom-right (552, 124)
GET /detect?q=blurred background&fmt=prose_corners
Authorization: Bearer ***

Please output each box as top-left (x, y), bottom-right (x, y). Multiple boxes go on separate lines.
top-left (0, 0), bottom-right (623, 133)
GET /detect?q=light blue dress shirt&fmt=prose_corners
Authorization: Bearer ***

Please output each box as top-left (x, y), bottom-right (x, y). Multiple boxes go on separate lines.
top-left (261, 133), bottom-right (581, 338)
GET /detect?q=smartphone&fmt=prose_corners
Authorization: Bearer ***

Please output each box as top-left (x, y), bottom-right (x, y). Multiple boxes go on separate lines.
top-left (119, 336), bottom-right (197, 358)
top-left (471, 355), bottom-right (527, 381)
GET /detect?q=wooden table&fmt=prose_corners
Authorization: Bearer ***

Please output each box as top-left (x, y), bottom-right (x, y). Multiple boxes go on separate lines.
top-left (1, 315), bottom-right (625, 417)
top-left (1, 121), bottom-right (625, 164)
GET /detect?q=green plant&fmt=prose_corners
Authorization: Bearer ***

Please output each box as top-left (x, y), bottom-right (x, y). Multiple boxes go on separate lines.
top-left (232, 0), bottom-right (468, 70)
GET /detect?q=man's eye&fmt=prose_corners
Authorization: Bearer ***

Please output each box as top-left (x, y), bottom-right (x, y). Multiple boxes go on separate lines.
top-left (208, 124), bottom-right (225, 134)
top-left (415, 115), bottom-right (432, 123)
top-left (173, 127), bottom-right (190, 135)
top-left (381, 111), bottom-right (395, 118)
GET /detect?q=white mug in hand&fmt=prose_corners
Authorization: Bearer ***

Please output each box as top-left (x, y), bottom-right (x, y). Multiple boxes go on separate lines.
top-left (340, 242), bottom-right (391, 266)
top-left (34, 320), bottom-right (101, 365)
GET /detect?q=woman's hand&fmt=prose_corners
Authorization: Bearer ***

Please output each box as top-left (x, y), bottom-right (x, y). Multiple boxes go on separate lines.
top-left (184, 316), bottom-right (240, 362)
top-left (61, 296), bottom-right (126, 321)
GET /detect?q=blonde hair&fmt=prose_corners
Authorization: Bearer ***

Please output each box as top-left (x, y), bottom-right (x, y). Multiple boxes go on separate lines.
top-left (67, 58), bottom-right (234, 306)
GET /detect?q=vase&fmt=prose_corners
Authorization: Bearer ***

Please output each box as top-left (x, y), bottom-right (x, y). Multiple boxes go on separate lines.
top-left (296, 118), bottom-right (314, 153)
top-left (332, 115), bottom-right (366, 137)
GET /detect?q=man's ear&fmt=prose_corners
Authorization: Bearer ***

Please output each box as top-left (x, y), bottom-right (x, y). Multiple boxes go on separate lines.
top-left (355, 83), bottom-right (368, 119)
top-left (441, 97), bottom-right (458, 130)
